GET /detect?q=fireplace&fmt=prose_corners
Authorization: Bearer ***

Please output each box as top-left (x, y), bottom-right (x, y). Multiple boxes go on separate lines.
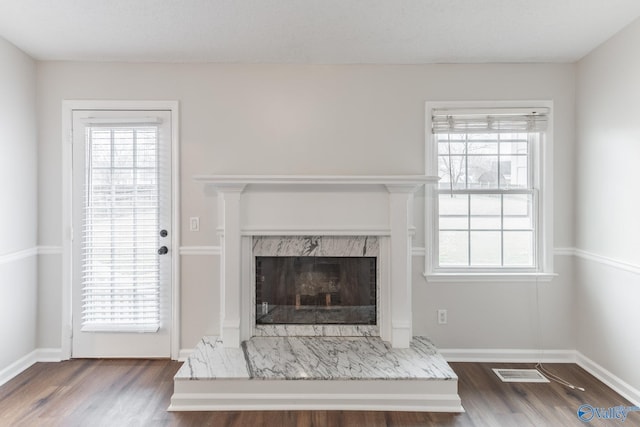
top-left (256, 256), bottom-right (377, 325)
top-left (252, 235), bottom-right (380, 337)
top-left (194, 174), bottom-right (436, 348)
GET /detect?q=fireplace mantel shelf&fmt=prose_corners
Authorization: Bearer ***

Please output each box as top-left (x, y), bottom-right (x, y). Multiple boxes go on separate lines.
top-left (193, 174), bottom-right (438, 189)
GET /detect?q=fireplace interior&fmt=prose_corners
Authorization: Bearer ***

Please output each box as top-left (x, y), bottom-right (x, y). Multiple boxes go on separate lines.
top-left (255, 256), bottom-right (376, 325)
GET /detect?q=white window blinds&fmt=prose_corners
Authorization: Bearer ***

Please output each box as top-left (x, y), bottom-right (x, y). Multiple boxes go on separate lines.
top-left (432, 108), bottom-right (549, 134)
top-left (81, 124), bottom-right (161, 332)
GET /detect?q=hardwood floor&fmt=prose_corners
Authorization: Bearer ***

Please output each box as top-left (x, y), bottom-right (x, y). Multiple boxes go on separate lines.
top-left (0, 360), bottom-right (637, 426)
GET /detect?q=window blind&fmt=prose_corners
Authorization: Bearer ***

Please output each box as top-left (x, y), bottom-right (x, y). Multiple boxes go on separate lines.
top-left (432, 108), bottom-right (549, 134)
top-left (81, 125), bottom-right (161, 332)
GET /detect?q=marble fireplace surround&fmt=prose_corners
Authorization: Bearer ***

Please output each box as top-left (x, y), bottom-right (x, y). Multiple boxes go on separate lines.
top-left (252, 235), bottom-right (380, 337)
top-left (194, 175), bottom-right (438, 348)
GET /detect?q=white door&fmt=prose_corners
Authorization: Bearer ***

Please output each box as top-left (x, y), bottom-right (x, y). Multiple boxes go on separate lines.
top-left (71, 109), bottom-right (172, 358)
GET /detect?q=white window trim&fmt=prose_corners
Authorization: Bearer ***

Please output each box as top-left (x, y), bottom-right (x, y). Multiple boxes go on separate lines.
top-left (61, 100), bottom-right (181, 359)
top-left (424, 100), bottom-right (555, 282)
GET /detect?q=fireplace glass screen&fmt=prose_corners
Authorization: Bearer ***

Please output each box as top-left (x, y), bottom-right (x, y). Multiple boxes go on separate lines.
top-left (256, 257), bottom-right (376, 325)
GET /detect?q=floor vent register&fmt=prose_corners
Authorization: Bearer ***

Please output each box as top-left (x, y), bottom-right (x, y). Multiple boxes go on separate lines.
top-left (492, 368), bottom-right (550, 383)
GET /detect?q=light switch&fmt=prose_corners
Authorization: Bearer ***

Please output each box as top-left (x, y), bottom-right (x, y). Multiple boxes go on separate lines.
top-left (189, 217), bottom-right (200, 232)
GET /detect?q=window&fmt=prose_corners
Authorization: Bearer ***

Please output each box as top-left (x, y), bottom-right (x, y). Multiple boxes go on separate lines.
top-left (425, 103), bottom-right (554, 280)
top-left (81, 122), bottom-right (163, 331)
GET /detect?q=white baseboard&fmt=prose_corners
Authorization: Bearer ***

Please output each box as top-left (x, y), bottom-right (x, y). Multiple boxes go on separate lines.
top-left (178, 348), bottom-right (194, 362)
top-left (440, 348), bottom-right (576, 363)
top-left (34, 348), bottom-right (64, 362)
top-left (0, 351), bottom-right (38, 387)
top-left (177, 346), bottom-right (578, 365)
top-left (0, 348), bottom-right (63, 387)
top-left (576, 352), bottom-right (640, 407)
top-left (179, 347), bottom-right (575, 364)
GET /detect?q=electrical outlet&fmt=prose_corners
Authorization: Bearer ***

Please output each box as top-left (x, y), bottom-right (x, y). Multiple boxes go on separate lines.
top-left (437, 309), bottom-right (447, 325)
top-left (189, 216), bottom-right (200, 232)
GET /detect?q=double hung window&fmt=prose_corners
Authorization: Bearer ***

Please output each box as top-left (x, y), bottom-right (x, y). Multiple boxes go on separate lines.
top-left (427, 104), bottom-right (553, 278)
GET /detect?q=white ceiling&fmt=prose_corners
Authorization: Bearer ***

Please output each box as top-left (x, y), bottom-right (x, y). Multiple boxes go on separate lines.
top-left (1, 0), bottom-right (640, 63)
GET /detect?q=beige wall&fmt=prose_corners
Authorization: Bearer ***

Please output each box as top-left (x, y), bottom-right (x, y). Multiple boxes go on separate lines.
top-left (0, 36), bottom-right (38, 373)
top-left (576, 17), bottom-right (640, 394)
top-left (36, 62), bottom-right (576, 351)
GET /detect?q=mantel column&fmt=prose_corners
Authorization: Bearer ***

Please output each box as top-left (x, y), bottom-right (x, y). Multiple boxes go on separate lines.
top-left (216, 184), bottom-right (246, 348)
top-left (385, 184), bottom-right (421, 348)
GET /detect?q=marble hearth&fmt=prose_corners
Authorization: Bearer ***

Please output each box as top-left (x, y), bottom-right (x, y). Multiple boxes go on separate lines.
top-left (170, 335), bottom-right (462, 412)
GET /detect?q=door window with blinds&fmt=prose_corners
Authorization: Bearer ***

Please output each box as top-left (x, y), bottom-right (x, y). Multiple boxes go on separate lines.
top-left (71, 108), bottom-right (172, 358)
top-left (429, 106), bottom-right (550, 272)
top-left (82, 122), bottom-right (161, 331)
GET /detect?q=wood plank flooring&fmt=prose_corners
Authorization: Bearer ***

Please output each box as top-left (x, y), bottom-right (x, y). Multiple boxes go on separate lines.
top-left (0, 359), bottom-right (637, 426)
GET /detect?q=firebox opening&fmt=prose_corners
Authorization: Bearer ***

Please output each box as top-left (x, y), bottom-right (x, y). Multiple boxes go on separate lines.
top-left (255, 256), bottom-right (376, 325)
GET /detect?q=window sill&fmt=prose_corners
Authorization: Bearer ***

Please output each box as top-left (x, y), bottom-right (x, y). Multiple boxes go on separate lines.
top-left (423, 272), bottom-right (558, 283)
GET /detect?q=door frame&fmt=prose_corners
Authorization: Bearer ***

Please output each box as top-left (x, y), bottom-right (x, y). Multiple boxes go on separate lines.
top-left (61, 100), bottom-right (180, 360)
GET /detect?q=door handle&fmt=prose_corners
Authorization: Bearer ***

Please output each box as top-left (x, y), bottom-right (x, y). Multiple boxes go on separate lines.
top-left (158, 246), bottom-right (168, 255)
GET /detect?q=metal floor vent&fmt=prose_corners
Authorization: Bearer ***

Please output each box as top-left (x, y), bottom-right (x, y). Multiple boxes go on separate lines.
top-left (492, 368), bottom-right (550, 383)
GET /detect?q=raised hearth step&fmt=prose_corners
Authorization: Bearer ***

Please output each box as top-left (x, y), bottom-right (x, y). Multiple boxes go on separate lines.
top-left (170, 336), bottom-right (463, 412)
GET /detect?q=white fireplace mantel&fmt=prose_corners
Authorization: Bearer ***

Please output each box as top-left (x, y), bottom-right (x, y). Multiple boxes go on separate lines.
top-left (193, 174), bottom-right (438, 188)
top-left (195, 175), bottom-right (438, 349)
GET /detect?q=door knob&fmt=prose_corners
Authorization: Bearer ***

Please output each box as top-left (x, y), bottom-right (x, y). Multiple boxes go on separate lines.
top-left (158, 246), bottom-right (168, 255)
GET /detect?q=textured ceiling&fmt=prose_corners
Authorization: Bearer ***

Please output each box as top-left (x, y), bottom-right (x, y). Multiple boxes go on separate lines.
top-left (1, 0), bottom-right (639, 63)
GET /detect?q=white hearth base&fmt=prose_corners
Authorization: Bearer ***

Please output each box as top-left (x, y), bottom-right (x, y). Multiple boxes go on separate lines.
top-left (169, 336), bottom-right (463, 413)
top-left (170, 379), bottom-right (462, 412)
